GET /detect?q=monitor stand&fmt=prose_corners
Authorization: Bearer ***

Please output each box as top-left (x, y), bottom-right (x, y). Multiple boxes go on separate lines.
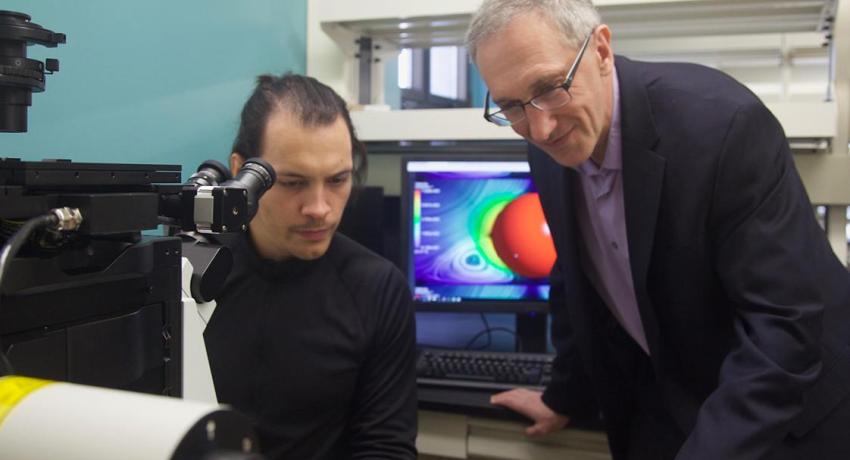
top-left (516, 312), bottom-right (548, 353)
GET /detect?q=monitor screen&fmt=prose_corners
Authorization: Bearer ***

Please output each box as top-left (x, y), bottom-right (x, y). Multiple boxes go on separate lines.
top-left (401, 155), bottom-right (555, 313)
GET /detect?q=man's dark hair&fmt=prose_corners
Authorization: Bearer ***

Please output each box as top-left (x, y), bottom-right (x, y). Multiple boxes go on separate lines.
top-left (232, 73), bottom-right (367, 184)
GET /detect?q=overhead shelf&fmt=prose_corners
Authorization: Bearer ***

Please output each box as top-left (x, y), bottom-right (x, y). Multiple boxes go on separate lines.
top-left (321, 0), bottom-right (837, 50)
top-left (601, 0), bottom-right (836, 39)
top-left (351, 100), bottom-right (837, 142)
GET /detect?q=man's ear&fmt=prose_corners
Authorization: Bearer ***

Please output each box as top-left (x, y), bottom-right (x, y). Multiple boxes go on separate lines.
top-left (229, 152), bottom-right (245, 178)
top-left (595, 24), bottom-right (614, 77)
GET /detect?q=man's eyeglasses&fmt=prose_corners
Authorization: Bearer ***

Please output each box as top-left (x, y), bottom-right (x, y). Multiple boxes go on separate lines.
top-left (483, 30), bottom-right (595, 127)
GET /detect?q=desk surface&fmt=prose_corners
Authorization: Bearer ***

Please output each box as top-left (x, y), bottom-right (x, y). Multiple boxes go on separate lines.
top-left (418, 410), bottom-right (612, 460)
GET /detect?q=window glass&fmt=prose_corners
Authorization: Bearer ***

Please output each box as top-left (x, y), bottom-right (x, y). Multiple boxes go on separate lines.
top-left (394, 46), bottom-right (470, 108)
top-left (429, 46), bottom-right (459, 99)
top-left (815, 205), bottom-right (827, 231)
top-left (398, 48), bottom-right (412, 90)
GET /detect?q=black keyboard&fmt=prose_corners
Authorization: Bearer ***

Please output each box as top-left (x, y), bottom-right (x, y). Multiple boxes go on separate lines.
top-left (416, 348), bottom-right (554, 391)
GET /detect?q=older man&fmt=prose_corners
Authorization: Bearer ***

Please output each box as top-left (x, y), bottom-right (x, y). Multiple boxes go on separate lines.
top-left (467, 1), bottom-right (850, 459)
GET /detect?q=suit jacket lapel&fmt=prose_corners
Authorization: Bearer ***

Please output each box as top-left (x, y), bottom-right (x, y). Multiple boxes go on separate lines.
top-left (616, 57), bottom-right (665, 357)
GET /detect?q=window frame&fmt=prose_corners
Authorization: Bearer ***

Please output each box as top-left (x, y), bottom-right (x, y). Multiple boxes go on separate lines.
top-left (399, 47), bottom-right (470, 109)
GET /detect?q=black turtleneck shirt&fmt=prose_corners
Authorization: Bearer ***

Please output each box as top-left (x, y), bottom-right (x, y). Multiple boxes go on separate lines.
top-left (204, 232), bottom-right (417, 460)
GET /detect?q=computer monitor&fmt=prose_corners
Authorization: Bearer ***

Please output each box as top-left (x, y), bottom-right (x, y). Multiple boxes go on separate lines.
top-left (401, 154), bottom-right (555, 314)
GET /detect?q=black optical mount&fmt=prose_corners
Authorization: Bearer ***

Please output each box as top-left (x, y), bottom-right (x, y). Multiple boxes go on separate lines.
top-left (0, 10), bottom-right (65, 133)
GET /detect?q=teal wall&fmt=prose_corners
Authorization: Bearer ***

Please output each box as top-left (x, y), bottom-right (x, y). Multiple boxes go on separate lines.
top-left (1, 0), bottom-right (307, 180)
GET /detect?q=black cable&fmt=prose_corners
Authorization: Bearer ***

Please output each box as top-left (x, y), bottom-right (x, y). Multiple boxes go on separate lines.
top-left (0, 213), bottom-right (55, 291)
top-left (463, 314), bottom-right (491, 350)
top-left (460, 313), bottom-right (493, 350)
top-left (463, 328), bottom-right (490, 350)
top-left (464, 326), bottom-right (520, 351)
top-left (0, 213), bottom-right (58, 376)
top-left (479, 312), bottom-right (492, 349)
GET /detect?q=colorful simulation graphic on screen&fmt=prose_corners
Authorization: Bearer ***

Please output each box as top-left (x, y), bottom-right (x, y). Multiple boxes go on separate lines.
top-left (407, 160), bottom-right (555, 303)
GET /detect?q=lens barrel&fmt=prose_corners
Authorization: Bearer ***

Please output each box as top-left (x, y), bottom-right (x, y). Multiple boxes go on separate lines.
top-left (223, 158), bottom-right (276, 221)
top-left (0, 11), bottom-right (65, 132)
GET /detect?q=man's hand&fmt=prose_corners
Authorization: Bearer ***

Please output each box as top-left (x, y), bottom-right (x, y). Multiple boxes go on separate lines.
top-left (490, 388), bottom-right (570, 436)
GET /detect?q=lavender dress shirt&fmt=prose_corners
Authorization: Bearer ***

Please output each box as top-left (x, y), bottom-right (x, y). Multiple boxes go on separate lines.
top-left (573, 70), bottom-right (650, 354)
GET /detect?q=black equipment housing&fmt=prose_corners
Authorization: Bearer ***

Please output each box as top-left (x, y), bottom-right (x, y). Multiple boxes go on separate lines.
top-left (0, 158), bottom-right (271, 395)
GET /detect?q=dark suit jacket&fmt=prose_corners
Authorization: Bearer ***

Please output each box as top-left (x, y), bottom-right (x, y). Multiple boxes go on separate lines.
top-left (532, 56), bottom-right (850, 460)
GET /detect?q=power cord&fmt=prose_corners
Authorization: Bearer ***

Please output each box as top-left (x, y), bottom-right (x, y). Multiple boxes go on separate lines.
top-left (463, 313), bottom-right (493, 350)
top-left (0, 208), bottom-right (82, 377)
top-left (463, 326), bottom-right (523, 352)
top-left (464, 312), bottom-right (526, 352)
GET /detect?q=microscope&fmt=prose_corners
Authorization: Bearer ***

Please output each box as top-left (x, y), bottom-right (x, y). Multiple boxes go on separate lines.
top-left (0, 11), bottom-right (271, 460)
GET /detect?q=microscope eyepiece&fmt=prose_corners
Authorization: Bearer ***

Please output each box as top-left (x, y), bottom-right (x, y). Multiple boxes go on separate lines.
top-left (221, 158), bottom-right (276, 221)
top-left (186, 159), bottom-right (231, 188)
top-left (183, 157), bottom-right (276, 234)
